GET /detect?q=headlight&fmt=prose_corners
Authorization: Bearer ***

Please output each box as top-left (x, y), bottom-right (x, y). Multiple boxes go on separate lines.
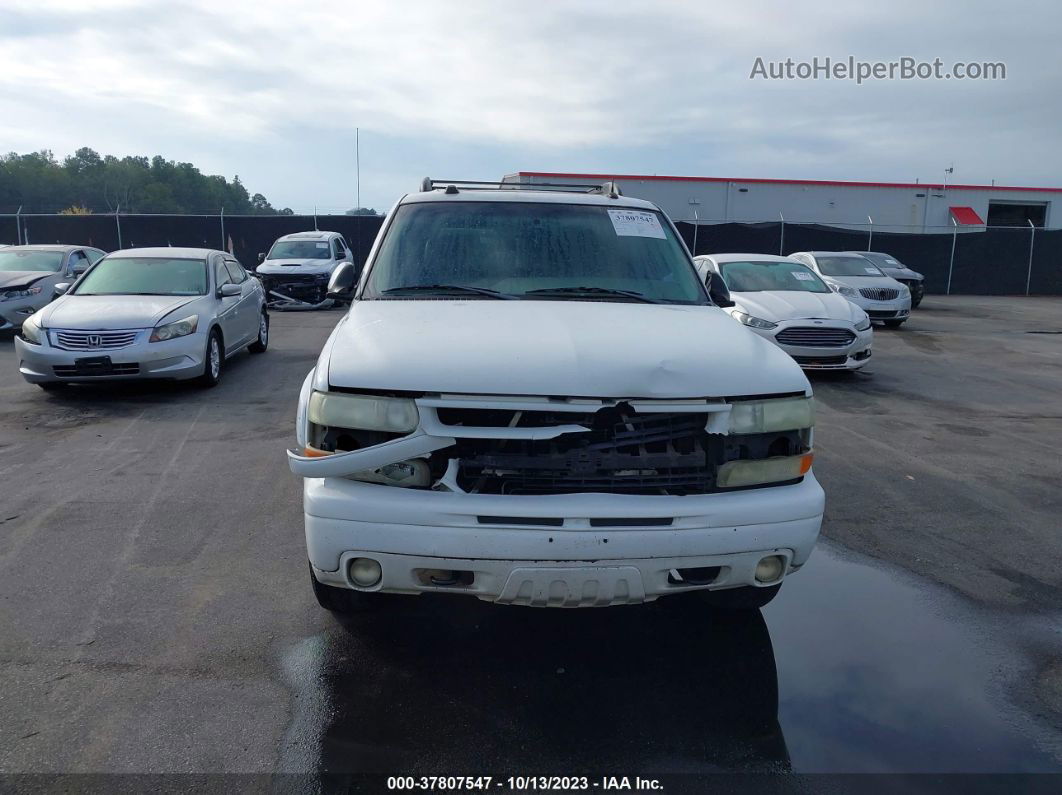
top-left (2, 285), bottom-right (43, 301)
top-left (831, 284), bottom-right (857, 298)
top-left (717, 452), bottom-right (814, 488)
top-left (855, 315), bottom-right (872, 332)
top-left (308, 391), bottom-right (419, 433)
top-left (729, 396), bottom-right (814, 434)
top-left (732, 311), bottom-right (777, 330)
top-left (20, 314), bottom-right (44, 345)
top-left (149, 314), bottom-right (198, 342)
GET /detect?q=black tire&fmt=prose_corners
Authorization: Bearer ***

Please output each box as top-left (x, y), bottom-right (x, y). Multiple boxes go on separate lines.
top-left (37, 382), bottom-right (67, 392)
top-left (883, 319), bottom-right (906, 328)
top-left (248, 311), bottom-right (269, 353)
top-left (196, 329), bottom-right (224, 387)
top-left (909, 283), bottom-right (925, 308)
top-left (309, 563), bottom-right (378, 613)
top-left (696, 584), bottom-right (782, 610)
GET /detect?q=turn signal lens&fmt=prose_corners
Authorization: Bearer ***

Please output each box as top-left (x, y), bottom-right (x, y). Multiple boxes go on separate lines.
top-left (717, 451), bottom-right (813, 488)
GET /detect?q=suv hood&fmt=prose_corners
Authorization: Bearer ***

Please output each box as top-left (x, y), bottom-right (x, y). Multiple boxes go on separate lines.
top-left (733, 290), bottom-right (862, 323)
top-left (258, 259), bottom-right (334, 275)
top-left (0, 271), bottom-right (53, 289)
top-left (38, 294), bottom-right (199, 330)
top-left (324, 300), bottom-right (808, 398)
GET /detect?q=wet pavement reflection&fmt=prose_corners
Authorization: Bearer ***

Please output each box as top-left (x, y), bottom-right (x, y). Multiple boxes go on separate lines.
top-left (282, 543), bottom-right (1061, 776)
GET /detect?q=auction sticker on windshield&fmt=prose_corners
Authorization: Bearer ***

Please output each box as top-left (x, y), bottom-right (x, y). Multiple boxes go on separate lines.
top-left (792, 271), bottom-right (814, 280)
top-left (607, 209), bottom-right (666, 239)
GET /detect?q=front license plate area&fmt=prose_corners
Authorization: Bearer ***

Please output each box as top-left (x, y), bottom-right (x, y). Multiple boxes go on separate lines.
top-left (74, 355), bottom-right (113, 375)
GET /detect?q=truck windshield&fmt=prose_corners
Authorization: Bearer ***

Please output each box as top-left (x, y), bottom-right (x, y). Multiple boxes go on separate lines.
top-left (73, 257), bottom-right (208, 296)
top-left (364, 202), bottom-right (708, 304)
top-left (267, 241), bottom-right (333, 260)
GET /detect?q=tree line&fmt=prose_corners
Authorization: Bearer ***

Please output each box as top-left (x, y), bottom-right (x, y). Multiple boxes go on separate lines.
top-left (0, 148), bottom-right (293, 215)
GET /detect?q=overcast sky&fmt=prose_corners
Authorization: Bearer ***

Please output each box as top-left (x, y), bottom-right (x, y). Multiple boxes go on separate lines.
top-left (2, 0), bottom-right (1059, 213)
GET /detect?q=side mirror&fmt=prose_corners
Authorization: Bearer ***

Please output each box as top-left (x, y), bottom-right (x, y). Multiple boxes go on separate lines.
top-left (326, 262), bottom-right (356, 302)
top-left (218, 283), bottom-right (242, 298)
top-left (53, 283), bottom-right (71, 298)
top-left (258, 252), bottom-right (266, 262)
top-left (706, 273), bottom-right (735, 308)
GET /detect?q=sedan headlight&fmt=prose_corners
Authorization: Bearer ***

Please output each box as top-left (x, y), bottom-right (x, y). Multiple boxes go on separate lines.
top-left (2, 285), bottom-right (43, 301)
top-left (830, 284), bottom-right (858, 298)
top-left (855, 315), bottom-right (872, 332)
top-left (732, 311), bottom-right (778, 330)
top-left (308, 391), bottom-right (419, 433)
top-left (149, 314), bottom-right (198, 343)
top-left (729, 396), bottom-right (814, 434)
top-left (20, 314), bottom-right (44, 345)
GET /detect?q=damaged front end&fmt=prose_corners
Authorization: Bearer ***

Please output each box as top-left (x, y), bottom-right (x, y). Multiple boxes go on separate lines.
top-left (288, 385), bottom-right (815, 495)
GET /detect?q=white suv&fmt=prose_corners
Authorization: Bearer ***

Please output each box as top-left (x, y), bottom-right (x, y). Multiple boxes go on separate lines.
top-left (255, 231), bottom-right (353, 309)
top-left (288, 180), bottom-right (825, 610)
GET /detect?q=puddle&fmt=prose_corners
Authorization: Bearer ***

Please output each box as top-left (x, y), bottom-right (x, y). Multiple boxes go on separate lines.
top-left (281, 543), bottom-right (1062, 776)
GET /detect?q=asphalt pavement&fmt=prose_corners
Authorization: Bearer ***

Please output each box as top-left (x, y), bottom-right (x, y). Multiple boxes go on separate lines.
top-left (0, 297), bottom-right (1059, 780)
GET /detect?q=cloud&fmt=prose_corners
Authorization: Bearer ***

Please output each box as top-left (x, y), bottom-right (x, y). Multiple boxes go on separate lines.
top-left (1, 0), bottom-right (1060, 210)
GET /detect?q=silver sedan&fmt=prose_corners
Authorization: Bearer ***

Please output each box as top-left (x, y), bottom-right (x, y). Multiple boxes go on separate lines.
top-left (15, 247), bottom-right (268, 390)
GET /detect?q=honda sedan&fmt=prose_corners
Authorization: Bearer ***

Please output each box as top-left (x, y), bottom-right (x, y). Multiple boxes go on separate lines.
top-left (15, 247), bottom-right (268, 390)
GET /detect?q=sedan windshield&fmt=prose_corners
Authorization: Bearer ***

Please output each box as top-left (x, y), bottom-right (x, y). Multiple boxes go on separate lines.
top-left (364, 202), bottom-right (708, 304)
top-left (817, 256), bottom-right (884, 277)
top-left (720, 261), bottom-right (831, 293)
top-left (861, 252), bottom-right (903, 269)
top-left (267, 241), bottom-right (333, 260)
top-left (73, 257), bottom-right (208, 296)
top-left (0, 250), bottom-right (64, 272)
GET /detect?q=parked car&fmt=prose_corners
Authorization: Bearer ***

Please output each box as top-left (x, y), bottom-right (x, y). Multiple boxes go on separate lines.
top-left (789, 251), bottom-right (911, 327)
top-left (847, 251), bottom-right (925, 308)
top-left (255, 231), bottom-right (354, 309)
top-left (287, 178), bottom-right (824, 612)
top-left (0, 245), bottom-right (106, 332)
top-left (694, 254), bottom-right (872, 371)
top-left (15, 247), bottom-right (267, 389)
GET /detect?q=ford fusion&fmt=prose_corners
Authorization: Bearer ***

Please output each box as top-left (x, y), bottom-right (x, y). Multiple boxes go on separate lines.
top-left (695, 254), bottom-right (872, 371)
top-left (288, 181), bottom-right (825, 611)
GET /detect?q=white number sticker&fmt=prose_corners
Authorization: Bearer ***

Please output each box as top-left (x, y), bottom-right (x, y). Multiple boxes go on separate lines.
top-left (865, 267), bottom-right (879, 274)
top-left (792, 271), bottom-right (814, 281)
top-left (316, 242), bottom-right (328, 248)
top-left (607, 209), bottom-right (666, 239)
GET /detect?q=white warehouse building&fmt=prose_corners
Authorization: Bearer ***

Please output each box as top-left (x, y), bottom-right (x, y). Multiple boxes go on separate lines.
top-left (504, 171), bottom-right (1061, 234)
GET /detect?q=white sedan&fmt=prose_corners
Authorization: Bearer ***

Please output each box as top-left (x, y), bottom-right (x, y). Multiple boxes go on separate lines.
top-left (694, 254), bottom-right (873, 371)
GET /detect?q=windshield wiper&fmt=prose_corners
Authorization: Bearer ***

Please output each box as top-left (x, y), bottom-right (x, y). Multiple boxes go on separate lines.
top-left (521, 286), bottom-right (661, 304)
top-left (379, 284), bottom-right (516, 299)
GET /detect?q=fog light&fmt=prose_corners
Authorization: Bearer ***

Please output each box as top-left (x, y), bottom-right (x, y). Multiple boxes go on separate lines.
top-left (349, 557), bottom-right (382, 587)
top-left (755, 555), bottom-right (785, 584)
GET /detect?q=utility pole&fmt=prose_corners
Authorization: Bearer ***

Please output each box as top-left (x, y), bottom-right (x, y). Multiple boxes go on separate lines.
top-left (356, 128), bottom-right (361, 213)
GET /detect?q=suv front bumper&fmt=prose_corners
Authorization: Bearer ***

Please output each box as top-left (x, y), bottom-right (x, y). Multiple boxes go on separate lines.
top-left (304, 473), bottom-right (825, 606)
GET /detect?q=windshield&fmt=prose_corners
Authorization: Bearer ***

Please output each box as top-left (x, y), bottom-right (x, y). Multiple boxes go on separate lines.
top-left (73, 257), bottom-right (208, 296)
top-left (720, 261), bottom-right (831, 293)
top-left (364, 202), bottom-right (707, 304)
top-left (817, 256), bottom-right (884, 277)
top-left (861, 252), bottom-right (903, 269)
top-left (267, 240), bottom-right (333, 260)
top-left (0, 250), bottom-right (64, 272)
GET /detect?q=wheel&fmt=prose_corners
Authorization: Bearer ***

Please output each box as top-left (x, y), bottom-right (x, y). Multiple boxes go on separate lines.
top-left (909, 282), bottom-right (925, 308)
top-left (696, 584), bottom-right (781, 610)
top-left (37, 382), bottom-right (67, 392)
top-left (884, 319), bottom-right (906, 328)
top-left (309, 563), bottom-right (379, 613)
top-left (248, 312), bottom-right (269, 353)
top-left (197, 330), bottom-right (224, 387)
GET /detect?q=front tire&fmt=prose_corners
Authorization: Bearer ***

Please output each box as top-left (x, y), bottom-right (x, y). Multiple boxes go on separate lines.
top-left (197, 330), bottom-right (224, 387)
top-left (908, 282), bottom-right (925, 308)
top-left (696, 584), bottom-right (782, 610)
top-left (248, 312), bottom-right (269, 353)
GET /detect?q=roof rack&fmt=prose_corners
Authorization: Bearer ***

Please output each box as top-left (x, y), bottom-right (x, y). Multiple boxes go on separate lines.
top-left (420, 178), bottom-right (622, 199)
